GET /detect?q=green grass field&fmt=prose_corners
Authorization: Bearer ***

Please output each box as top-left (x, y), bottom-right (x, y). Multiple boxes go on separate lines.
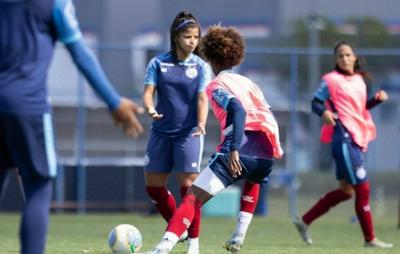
top-left (1, 197), bottom-right (399, 254)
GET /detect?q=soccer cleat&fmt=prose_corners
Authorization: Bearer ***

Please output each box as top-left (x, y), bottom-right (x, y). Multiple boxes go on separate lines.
top-left (138, 239), bottom-right (173, 254)
top-left (293, 217), bottom-right (313, 245)
top-left (223, 235), bottom-right (243, 253)
top-left (364, 238), bottom-right (393, 248)
top-left (137, 246), bottom-right (171, 254)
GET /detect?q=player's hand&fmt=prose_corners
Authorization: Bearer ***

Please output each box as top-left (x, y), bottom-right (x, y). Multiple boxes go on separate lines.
top-left (192, 124), bottom-right (206, 136)
top-left (147, 109), bottom-right (163, 120)
top-left (322, 110), bottom-right (337, 126)
top-left (374, 90), bottom-right (388, 102)
top-left (111, 97), bottom-right (144, 138)
top-left (228, 150), bottom-right (242, 178)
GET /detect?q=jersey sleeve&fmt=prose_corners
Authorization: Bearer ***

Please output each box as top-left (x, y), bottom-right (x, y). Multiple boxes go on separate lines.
top-left (197, 62), bottom-right (212, 93)
top-left (313, 79), bottom-right (330, 101)
top-left (211, 88), bottom-right (235, 111)
top-left (53, 0), bottom-right (82, 44)
top-left (144, 57), bottom-right (158, 86)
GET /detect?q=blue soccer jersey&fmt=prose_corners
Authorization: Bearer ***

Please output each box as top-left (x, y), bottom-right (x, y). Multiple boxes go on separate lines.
top-left (0, 0), bottom-right (82, 114)
top-left (144, 52), bottom-right (211, 136)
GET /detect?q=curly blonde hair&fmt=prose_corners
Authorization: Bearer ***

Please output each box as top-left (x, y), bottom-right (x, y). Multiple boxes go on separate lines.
top-left (200, 26), bottom-right (245, 69)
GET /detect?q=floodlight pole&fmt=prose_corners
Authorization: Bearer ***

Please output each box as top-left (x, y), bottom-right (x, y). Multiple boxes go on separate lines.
top-left (308, 14), bottom-right (322, 171)
top-left (288, 53), bottom-right (299, 218)
top-left (75, 74), bottom-right (87, 214)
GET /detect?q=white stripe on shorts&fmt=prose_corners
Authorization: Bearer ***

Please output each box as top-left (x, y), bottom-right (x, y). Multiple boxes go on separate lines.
top-left (192, 166), bottom-right (226, 196)
top-left (43, 113), bottom-right (57, 177)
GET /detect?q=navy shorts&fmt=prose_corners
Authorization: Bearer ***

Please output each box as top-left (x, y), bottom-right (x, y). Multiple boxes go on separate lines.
top-left (332, 138), bottom-right (367, 185)
top-left (144, 130), bottom-right (204, 173)
top-left (0, 112), bottom-right (57, 179)
top-left (208, 153), bottom-right (274, 187)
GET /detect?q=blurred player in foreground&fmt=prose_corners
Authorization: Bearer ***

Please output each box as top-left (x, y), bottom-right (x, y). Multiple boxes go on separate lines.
top-left (142, 10), bottom-right (211, 254)
top-left (139, 25), bottom-right (283, 254)
top-left (293, 41), bottom-right (393, 248)
top-left (0, 0), bottom-right (143, 253)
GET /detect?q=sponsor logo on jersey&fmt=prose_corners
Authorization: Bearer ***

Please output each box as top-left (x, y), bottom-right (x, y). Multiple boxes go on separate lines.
top-left (160, 62), bottom-right (174, 72)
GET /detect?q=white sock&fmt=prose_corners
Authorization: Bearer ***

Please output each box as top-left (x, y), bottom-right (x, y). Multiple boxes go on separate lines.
top-left (233, 211), bottom-right (253, 240)
top-left (158, 231), bottom-right (179, 250)
top-left (188, 237), bottom-right (199, 247)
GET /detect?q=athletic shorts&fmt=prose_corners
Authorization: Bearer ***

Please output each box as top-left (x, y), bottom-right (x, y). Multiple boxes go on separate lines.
top-left (144, 130), bottom-right (204, 173)
top-left (332, 138), bottom-right (367, 185)
top-left (193, 153), bottom-right (273, 195)
top-left (0, 112), bottom-right (57, 179)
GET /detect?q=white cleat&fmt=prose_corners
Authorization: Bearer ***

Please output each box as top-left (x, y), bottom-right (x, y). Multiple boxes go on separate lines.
top-left (293, 217), bottom-right (313, 245)
top-left (138, 239), bottom-right (173, 254)
top-left (223, 235), bottom-right (243, 253)
top-left (364, 238), bottom-right (393, 248)
top-left (137, 247), bottom-right (171, 254)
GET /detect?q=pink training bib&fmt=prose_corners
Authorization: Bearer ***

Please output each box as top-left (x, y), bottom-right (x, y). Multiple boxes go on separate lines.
top-left (206, 72), bottom-right (283, 159)
top-left (320, 71), bottom-right (376, 150)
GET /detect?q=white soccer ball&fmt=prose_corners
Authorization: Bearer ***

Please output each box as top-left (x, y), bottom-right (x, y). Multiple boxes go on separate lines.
top-left (108, 224), bottom-right (142, 253)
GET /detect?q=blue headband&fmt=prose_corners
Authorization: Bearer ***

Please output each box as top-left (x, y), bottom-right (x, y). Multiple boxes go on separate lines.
top-left (175, 19), bottom-right (197, 31)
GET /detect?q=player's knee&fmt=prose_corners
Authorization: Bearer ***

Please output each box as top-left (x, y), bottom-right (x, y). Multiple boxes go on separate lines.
top-left (146, 186), bottom-right (170, 200)
top-left (340, 186), bottom-right (354, 197)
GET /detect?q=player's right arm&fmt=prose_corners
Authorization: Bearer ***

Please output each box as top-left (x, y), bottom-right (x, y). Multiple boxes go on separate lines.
top-left (312, 79), bottom-right (336, 126)
top-left (143, 58), bottom-right (163, 120)
top-left (52, 0), bottom-right (143, 137)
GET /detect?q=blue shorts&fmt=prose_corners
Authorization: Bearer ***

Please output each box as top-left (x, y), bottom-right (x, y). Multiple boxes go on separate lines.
top-left (0, 112), bottom-right (57, 179)
top-left (208, 153), bottom-right (273, 187)
top-left (332, 139), bottom-right (367, 185)
top-left (144, 130), bottom-right (204, 173)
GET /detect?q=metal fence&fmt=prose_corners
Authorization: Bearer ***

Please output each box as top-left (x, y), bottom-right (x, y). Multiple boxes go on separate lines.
top-left (4, 45), bottom-right (399, 214)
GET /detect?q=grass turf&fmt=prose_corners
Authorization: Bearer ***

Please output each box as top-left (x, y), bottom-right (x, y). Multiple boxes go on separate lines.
top-left (0, 197), bottom-right (399, 253)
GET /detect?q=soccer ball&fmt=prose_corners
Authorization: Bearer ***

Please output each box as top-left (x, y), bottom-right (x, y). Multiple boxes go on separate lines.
top-left (108, 224), bottom-right (142, 253)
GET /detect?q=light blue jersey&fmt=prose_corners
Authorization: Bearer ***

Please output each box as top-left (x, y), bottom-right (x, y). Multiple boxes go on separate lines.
top-left (53, 0), bottom-right (82, 44)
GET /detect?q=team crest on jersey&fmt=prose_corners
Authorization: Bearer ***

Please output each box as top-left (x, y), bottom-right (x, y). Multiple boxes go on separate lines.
top-left (185, 67), bottom-right (198, 79)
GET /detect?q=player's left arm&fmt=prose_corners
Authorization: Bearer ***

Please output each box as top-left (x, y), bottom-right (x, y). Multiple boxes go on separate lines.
top-left (193, 64), bottom-right (211, 136)
top-left (366, 89), bottom-right (388, 109)
top-left (192, 92), bottom-right (208, 136)
top-left (52, 0), bottom-right (143, 137)
top-left (53, 0), bottom-right (120, 109)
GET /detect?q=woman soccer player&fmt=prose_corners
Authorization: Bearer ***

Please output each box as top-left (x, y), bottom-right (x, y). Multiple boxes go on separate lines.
top-left (293, 41), bottom-right (393, 248)
top-left (142, 10), bottom-right (211, 254)
top-left (139, 25), bottom-right (283, 254)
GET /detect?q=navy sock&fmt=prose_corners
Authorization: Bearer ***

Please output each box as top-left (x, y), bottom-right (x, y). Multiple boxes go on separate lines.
top-left (20, 176), bottom-right (53, 254)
